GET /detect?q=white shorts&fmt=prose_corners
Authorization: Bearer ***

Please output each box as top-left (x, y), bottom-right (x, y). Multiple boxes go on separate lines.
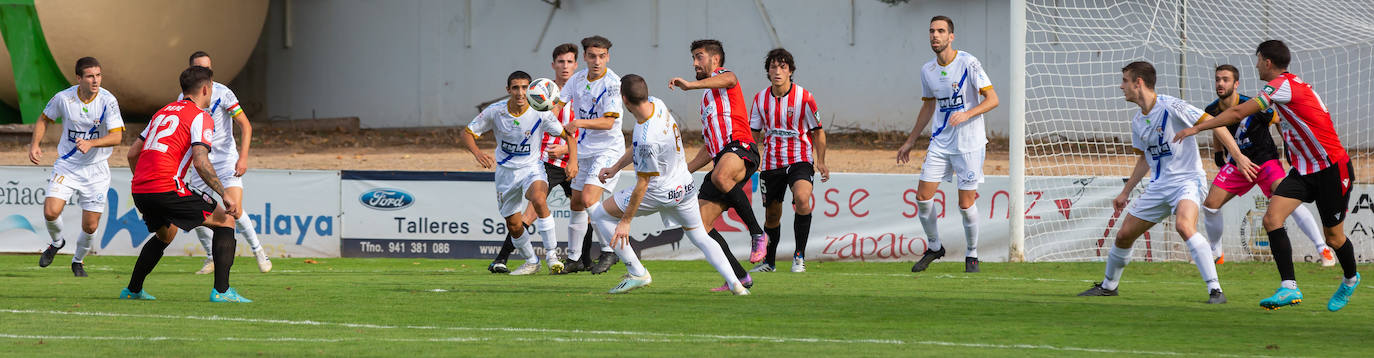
top-left (572, 151), bottom-right (622, 192)
top-left (187, 159), bottom-right (244, 193)
top-left (46, 161), bottom-right (111, 213)
top-left (611, 181), bottom-right (702, 230)
top-left (919, 149), bottom-right (985, 190)
top-left (1127, 178), bottom-right (1205, 223)
top-left (495, 165), bottom-right (547, 218)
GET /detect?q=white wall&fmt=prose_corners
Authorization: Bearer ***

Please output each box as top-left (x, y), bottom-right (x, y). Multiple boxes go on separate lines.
top-left (251, 0), bottom-right (1013, 132)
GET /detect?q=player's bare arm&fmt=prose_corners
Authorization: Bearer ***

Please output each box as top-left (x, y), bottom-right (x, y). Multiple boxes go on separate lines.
top-left (1114, 152), bottom-right (1150, 212)
top-left (1174, 98), bottom-right (1261, 142)
top-left (1209, 124), bottom-right (1259, 180)
top-left (569, 113), bottom-right (620, 130)
top-left (810, 127), bottom-right (830, 182)
top-left (668, 71), bottom-right (736, 91)
top-left (686, 145), bottom-right (712, 172)
top-left (191, 145), bottom-right (226, 198)
top-left (27, 114), bottom-right (54, 164)
top-left (75, 127), bottom-right (124, 154)
top-left (126, 138), bottom-right (144, 174)
top-left (458, 128), bottom-right (493, 169)
top-left (599, 150), bottom-right (633, 183)
top-left (561, 129), bottom-right (578, 179)
top-left (232, 112), bottom-right (252, 176)
top-left (947, 87), bottom-right (999, 128)
top-left (611, 174), bottom-right (652, 249)
top-left (896, 98), bottom-right (938, 163)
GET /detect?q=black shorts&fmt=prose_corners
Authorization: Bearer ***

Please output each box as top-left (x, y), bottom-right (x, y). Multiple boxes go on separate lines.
top-left (760, 162), bottom-right (815, 205)
top-left (1273, 160), bottom-right (1354, 227)
top-left (132, 190), bottom-right (217, 233)
top-left (544, 162), bottom-right (573, 198)
top-left (698, 141), bottom-right (761, 203)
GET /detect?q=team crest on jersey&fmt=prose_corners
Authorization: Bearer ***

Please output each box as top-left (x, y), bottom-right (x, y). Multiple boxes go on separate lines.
top-left (1263, 85), bottom-right (1275, 95)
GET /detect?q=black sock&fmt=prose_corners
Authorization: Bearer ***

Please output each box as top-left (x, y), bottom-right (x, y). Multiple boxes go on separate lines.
top-left (1267, 228), bottom-right (1296, 282)
top-left (726, 187), bottom-right (765, 236)
top-left (495, 234), bottom-right (515, 263)
top-left (1334, 239), bottom-right (1359, 280)
top-left (709, 229), bottom-right (747, 279)
top-left (764, 226), bottom-right (781, 266)
top-left (212, 226), bottom-right (236, 293)
top-left (581, 223), bottom-right (595, 265)
top-left (794, 213), bottom-right (812, 259)
top-left (127, 237), bottom-right (169, 293)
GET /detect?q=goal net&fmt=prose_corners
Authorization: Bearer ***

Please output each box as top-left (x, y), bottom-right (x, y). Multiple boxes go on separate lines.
top-left (1022, 0), bottom-right (1374, 262)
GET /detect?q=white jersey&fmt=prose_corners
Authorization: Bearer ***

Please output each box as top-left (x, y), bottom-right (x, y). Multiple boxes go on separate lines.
top-left (560, 68), bottom-right (625, 156)
top-left (1131, 95), bottom-right (1208, 185)
top-left (467, 99), bottom-right (565, 169)
top-left (920, 50), bottom-right (993, 154)
top-left (632, 97), bottom-right (693, 197)
top-left (172, 82), bottom-right (243, 163)
top-left (43, 86), bottom-right (125, 167)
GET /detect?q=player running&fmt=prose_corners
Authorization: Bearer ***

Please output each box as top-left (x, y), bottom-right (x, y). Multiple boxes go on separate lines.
top-left (553, 35), bottom-right (624, 275)
top-left (488, 43), bottom-right (587, 274)
top-left (29, 57), bottom-right (124, 277)
top-left (748, 48), bottom-right (829, 273)
top-left (590, 74), bottom-right (747, 295)
top-left (1174, 40), bottom-right (1360, 311)
top-left (179, 51), bottom-right (272, 275)
top-left (896, 16), bottom-right (999, 273)
top-left (460, 71), bottom-right (577, 275)
top-left (1077, 61), bottom-right (1226, 304)
top-left (1198, 64), bottom-right (1333, 267)
top-left (121, 66), bottom-right (251, 302)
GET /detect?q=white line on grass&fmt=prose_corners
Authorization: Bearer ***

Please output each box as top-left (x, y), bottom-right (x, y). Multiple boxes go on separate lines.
top-left (829, 272), bottom-right (1202, 286)
top-left (0, 309), bottom-right (1289, 357)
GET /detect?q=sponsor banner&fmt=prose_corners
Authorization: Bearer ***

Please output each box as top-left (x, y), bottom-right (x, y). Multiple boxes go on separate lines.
top-left (0, 166), bottom-right (340, 258)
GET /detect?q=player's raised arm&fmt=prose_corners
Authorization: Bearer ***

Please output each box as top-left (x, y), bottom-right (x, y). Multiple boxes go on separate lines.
top-left (686, 145), bottom-right (712, 172)
top-left (599, 151), bottom-right (633, 184)
top-left (897, 98), bottom-right (937, 164)
top-left (1174, 98), bottom-right (1262, 142)
top-left (948, 85), bottom-right (999, 128)
top-left (669, 70), bottom-right (737, 91)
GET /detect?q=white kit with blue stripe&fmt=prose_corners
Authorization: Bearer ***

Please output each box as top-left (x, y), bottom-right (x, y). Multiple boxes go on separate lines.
top-left (467, 99), bottom-right (565, 169)
top-left (1125, 94), bottom-right (1209, 223)
top-left (560, 67), bottom-right (625, 157)
top-left (920, 50), bottom-right (992, 155)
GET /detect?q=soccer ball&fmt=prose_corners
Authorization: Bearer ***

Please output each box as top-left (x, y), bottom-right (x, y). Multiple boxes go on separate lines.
top-left (526, 78), bottom-right (560, 111)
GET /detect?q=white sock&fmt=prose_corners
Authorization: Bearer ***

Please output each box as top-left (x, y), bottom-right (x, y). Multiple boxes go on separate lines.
top-left (1289, 205), bottom-right (1327, 251)
top-left (513, 231), bottom-right (538, 264)
top-left (960, 205), bottom-right (980, 258)
top-left (45, 217), bottom-right (65, 247)
top-left (236, 215), bottom-right (263, 252)
top-left (1201, 206), bottom-right (1224, 256)
top-left (72, 231), bottom-right (94, 263)
top-left (916, 199), bottom-right (942, 251)
top-left (1102, 246), bottom-right (1132, 290)
top-left (1281, 280), bottom-right (1298, 290)
top-left (684, 227), bottom-right (741, 286)
top-left (195, 226), bottom-right (215, 258)
top-left (590, 207), bottom-right (647, 277)
top-left (535, 215), bottom-right (558, 258)
top-left (1185, 233), bottom-right (1222, 292)
top-left (567, 210), bottom-right (588, 261)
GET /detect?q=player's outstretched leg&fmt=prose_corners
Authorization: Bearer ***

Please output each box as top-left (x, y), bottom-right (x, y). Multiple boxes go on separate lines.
top-left (122, 228), bottom-right (174, 301)
top-left (588, 208), bottom-right (651, 293)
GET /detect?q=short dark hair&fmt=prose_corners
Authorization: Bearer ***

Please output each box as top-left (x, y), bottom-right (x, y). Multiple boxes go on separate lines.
top-left (931, 15), bottom-right (954, 33)
top-left (581, 36), bottom-right (612, 51)
top-left (180, 66), bottom-right (214, 93)
top-left (507, 70), bottom-right (531, 88)
top-left (1122, 61), bottom-right (1156, 89)
top-left (1256, 40), bottom-right (1291, 69)
top-left (1215, 64), bottom-right (1240, 81)
top-left (552, 43), bottom-right (578, 61)
top-left (620, 74), bottom-right (649, 105)
top-left (188, 51), bottom-right (211, 65)
top-left (75, 57), bottom-right (100, 76)
top-left (691, 39), bottom-right (726, 66)
top-left (764, 48), bottom-right (796, 74)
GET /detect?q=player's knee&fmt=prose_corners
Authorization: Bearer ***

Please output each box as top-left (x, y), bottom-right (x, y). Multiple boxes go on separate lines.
top-left (506, 217), bottom-right (525, 235)
top-left (958, 198), bottom-right (975, 210)
top-left (794, 197), bottom-right (813, 215)
top-left (1262, 212), bottom-right (1287, 231)
top-left (81, 222), bottom-right (98, 234)
top-left (1323, 228), bottom-right (1345, 247)
top-left (711, 172), bottom-right (736, 191)
top-left (42, 209), bottom-right (61, 221)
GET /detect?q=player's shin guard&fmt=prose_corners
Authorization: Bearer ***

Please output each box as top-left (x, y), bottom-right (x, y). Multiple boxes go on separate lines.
top-left (1202, 206), bottom-right (1224, 254)
top-left (1103, 246), bottom-right (1132, 290)
top-left (1267, 228), bottom-right (1298, 285)
top-left (686, 227), bottom-right (741, 287)
top-left (128, 238), bottom-right (170, 293)
top-left (194, 226), bottom-right (215, 258)
top-left (1185, 233), bottom-right (1222, 292)
top-left (73, 231), bottom-right (94, 263)
top-left (1289, 205), bottom-right (1327, 251)
top-left (212, 226), bottom-right (236, 293)
top-left (45, 217), bottom-right (65, 246)
top-left (589, 208), bottom-right (646, 277)
top-left (567, 210), bottom-right (589, 261)
top-left (726, 186), bottom-right (764, 236)
top-left (764, 226), bottom-right (781, 266)
top-left (535, 216), bottom-right (558, 254)
top-left (236, 215), bottom-right (263, 252)
top-left (916, 200), bottom-right (942, 251)
top-left (960, 205), bottom-right (980, 258)
top-left (794, 213), bottom-right (811, 259)
top-left (1334, 239), bottom-right (1359, 280)
top-left (708, 229), bottom-right (748, 279)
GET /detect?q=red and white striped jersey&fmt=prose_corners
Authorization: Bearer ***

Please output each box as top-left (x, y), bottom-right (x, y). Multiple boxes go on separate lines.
top-left (1256, 72), bottom-right (1349, 175)
top-left (699, 67), bottom-right (753, 156)
top-left (539, 99), bottom-right (576, 168)
top-left (132, 99), bottom-right (214, 195)
top-left (750, 83), bottom-right (821, 170)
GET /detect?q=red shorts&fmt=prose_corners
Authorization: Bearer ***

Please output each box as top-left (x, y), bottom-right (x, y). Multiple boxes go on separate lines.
top-left (1212, 159), bottom-right (1286, 197)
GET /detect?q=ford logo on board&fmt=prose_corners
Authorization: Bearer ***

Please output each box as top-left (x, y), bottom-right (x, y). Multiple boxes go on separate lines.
top-left (360, 188), bottom-right (414, 210)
